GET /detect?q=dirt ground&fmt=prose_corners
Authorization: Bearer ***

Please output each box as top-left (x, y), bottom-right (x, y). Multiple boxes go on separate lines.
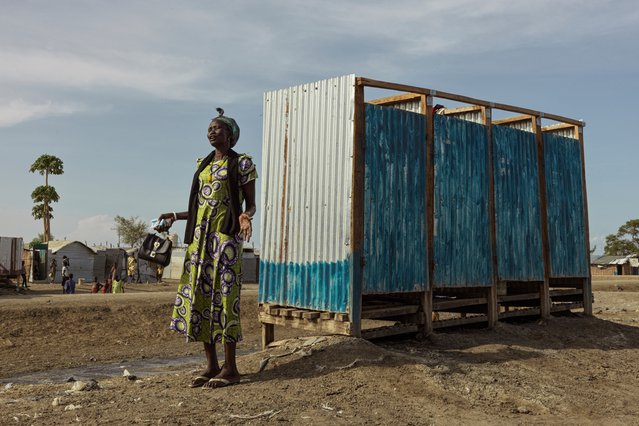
top-left (1, 277), bottom-right (639, 425)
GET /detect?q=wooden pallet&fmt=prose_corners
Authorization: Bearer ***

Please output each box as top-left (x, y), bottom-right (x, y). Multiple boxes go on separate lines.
top-left (499, 307), bottom-right (541, 319)
top-left (259, 286), bottom-right (589, 348)
top-left (432, 315), bottom-right (488, 329)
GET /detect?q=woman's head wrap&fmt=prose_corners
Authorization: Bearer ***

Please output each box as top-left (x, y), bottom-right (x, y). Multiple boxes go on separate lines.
top-left (211, 107), bottom-right (240, 147)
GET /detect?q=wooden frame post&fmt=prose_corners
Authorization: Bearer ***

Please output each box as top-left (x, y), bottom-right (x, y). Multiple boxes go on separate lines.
top-left (533, 116), bottom-right (551, 319)
top-left (261, 322), bottom-right (275, 349)
top-left (576, 124), bottom-right (593, 315)
top-left (484, 106), bottom-right (499, 327)
top-left (349, 80), bottom-right (366, 337)
top-left (422, 94), bottom-right (435, 336)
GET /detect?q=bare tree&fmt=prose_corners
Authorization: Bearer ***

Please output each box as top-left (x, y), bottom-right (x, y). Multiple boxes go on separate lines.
top-left (113, 215), bottom-right (148, 248)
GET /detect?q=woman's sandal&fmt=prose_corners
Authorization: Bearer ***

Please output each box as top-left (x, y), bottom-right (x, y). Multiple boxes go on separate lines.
top-left (189, 375), bottom-right (212, 388)
top-left (202, 377), bottom-right (240, 389)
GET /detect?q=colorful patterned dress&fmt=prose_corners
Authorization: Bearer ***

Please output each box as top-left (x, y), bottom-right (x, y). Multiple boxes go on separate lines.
top-left (170, 154), bottom-right (257, 344)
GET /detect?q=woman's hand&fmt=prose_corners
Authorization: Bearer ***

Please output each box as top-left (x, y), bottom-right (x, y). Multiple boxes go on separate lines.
top-left (239, 213), bottom-right (252, 242)
top-left (156, 212), bottom-right (176, 232)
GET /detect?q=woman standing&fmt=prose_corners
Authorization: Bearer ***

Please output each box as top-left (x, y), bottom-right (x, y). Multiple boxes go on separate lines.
top-left (49, 258), bottom-right (57, 283)
top-left (158, 108), bottom-right (256, 389)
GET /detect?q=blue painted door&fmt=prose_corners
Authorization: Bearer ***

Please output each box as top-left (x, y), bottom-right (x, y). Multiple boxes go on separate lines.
top-left (433, 115), bottom-right (493, 287)
top-left (493, 125), bottom-right (545, 281)
top-left (544, 133), bottom-right (588, 277)
top-left (363, 104), bottom-right (428, 293)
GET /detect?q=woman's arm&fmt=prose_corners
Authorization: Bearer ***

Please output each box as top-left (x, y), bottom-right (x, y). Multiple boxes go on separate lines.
top-left (159, 211), bottom-right (188, 221)
top-left (239, 180), bottom-right (256, 241)
top-left (156, 211), bottom-right (188, 231)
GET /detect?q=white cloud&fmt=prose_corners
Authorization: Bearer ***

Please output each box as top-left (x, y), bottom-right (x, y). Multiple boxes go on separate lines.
top-left (1, 0), bottom-right (637, 129)
top-left (0, 48), bottom-right (214, 102)
top-left (0, 99), bottom-right (84, 128)
top-left (66, 214), bottom-right (118, 246)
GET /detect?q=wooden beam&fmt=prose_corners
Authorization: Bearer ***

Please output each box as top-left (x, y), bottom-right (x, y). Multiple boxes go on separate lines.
top-left (442, 105), bottom-right (483, 115)
top-left (486, 286), bottom-right (498, 328)
top-left (280, 308), bottom-right (294, 318)
top-left (302, 311), bottom-right (321, 320)
top-left (421, 93), bottom-right (434, 338)
top-left (335, 313), bottom-right (350, 322)
top-left (356, 77), bottom-right (586, 127)
top-left (499, 307), bottom-right (541, 319)
top-left (577, 124), bottom-right (593, 315)
top-left (492, 115), bottom-right (534, 125)
top-left (361, 324), bottom-right (420, 339)
top-left (541, 123), bottom-right (578, 136)
top-left (432, 315), bottom-right (488, 329)
top-left (368, 93), bottom-right (423, 106)
top-left (433, 297), bottom-right (487, 310)
top-left (262, 304), bottom-right (281, 315)
top-left (261, 322), bottom-right (275, 350)
top-left (426, 94), bottom-right (435, 309)
top-left (320, 312), bottom-right (334, 320)
top-left (533, 116), bottom-right (551, 319)
top-left (259, 312), bottom-right (352, 335)
top-left (361, 304), bottom-right (420, 319)
top-left (350, 80), bottom-right (366, 337)
top-left (484, 106), bottom-right (498, 328)
top-left (498, 292), bottom-right (541, 302)
top-left (423, 289), bottom-right (433, 336)
top-left (549, 289), bottom-right (583, 297)
top-left (550, 302), bottom-right (584, 313)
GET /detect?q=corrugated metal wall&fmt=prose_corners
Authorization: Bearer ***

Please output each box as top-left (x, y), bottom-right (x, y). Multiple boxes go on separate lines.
top-left (0, 237), bottom-right (23, 277)
top-left (387, 98), bottom-right (422, 113)
top-left (544, 133), bottom-right (589, 277)
top-left (497, 121), bottom-right (533, 132)
top-left (445, 109), bottom-right (483, 124)
top-left (493, 126), bottom-right (544, 281)
top-left (433, 115), bottom-right (493, 287)
top-left (259, 75), bottom-right (356, 312)
top-left (363, 104), bottom-right (427, 293)
top-left (50, 243), bottom-right (95, 281)
top-left (544, 128), bottom-right (576, 138)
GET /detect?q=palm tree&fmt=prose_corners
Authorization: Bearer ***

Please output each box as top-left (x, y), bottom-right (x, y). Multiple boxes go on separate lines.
top-left (29, 154), bottom-right (64, 242)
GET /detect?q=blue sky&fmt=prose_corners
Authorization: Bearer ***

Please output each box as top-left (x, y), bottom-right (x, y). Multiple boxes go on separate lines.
top-left (0, 0), bottom-right (637, 253)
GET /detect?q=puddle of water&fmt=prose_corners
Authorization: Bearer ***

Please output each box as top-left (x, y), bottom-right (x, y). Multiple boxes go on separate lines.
top-left (2, 347), bottom-right (259, 385)
top-left (1, 355), bottom-right (203, 385)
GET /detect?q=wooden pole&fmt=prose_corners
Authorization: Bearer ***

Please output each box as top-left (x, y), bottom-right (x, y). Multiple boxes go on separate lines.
top-left (576, 125), bottom-right (593, 315)
top-left (349, 80), bottom-right (366, 337)
top-left (358, 77), bottom-right (585, 127)
top-left (261, 322), bottom-right (275, 349)
top-left (484, 107), bottom-right (499, 327)
top-left (423, 95), bottom-right (435, 336)
top-left (533, 116), bottom-right (551, 319)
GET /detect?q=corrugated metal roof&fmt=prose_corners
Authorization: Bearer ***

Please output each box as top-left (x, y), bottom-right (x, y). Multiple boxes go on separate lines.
top-left (48, 240), bottom-right (96, 254)
top-left (591, 255), bottom-right (624, 265)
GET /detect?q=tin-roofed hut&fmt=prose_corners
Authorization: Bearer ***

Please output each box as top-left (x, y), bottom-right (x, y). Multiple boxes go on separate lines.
top-left (47, 240), bottom-right (96, 282)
